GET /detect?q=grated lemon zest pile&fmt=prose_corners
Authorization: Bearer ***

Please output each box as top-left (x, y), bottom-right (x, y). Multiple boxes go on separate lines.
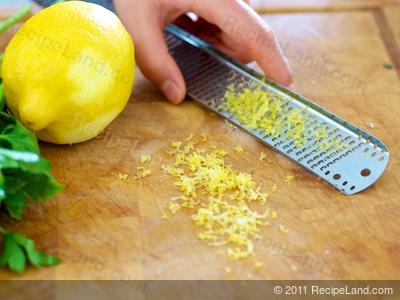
top-left (113, 173), bottom-right (129, 181)
top-left (254, 261), bottom-right (263, 270)
top-left (366, 122), bottom-right (375, 129)
top-left (140, 154), bottom-right (152, 164)
top-left (186, 133), bottom-right (194, 141)
top-left (279, 224), bottom-right (289, 233)
top-left (271, 184), bottom-right (277, 193)
top-left (134, 166), bottom-right (151, 179)
top-left (161, 214), bottom-right (170, 220)
top-left (200, 134), bottom-right (208, 142)
top-left (259, 152), bottom-right (268, 161)
top-left (169, 202), bottom-right (181, 214)
top-left (221, 82), bottom-right (348, 150)
top-left (162, 137), bottom-right (277, 260)
top-left (234, 145), bottom-right (244, 154)
top-left (284, 175), bottom-right (295, 184)
top-left (271, 211), bottom-right (278, 220)
top-left (224, 119), bottom-right (237, 129)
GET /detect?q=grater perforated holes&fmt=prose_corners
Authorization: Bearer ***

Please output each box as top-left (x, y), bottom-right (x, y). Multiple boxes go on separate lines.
top-left (354, 143), bottom-right (363, 150)
top-left (301, 145), bottom-right (310, 153)
top-left (322, 156), bottom-right (331, 163)
top-left (361, 169), bottom-right (371, 177)
top-left (333, 174), bottom-right (341, 180)
top-left (344, 136), bottom-right (352, 141)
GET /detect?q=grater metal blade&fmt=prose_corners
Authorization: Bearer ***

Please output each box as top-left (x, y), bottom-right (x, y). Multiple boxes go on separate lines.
top-left (164, 24), bottom-right (389, 195)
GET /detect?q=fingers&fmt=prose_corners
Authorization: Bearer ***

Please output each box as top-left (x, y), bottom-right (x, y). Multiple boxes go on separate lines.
top-left (201, 33), bottom-right (254, 63)
top-left (175, 15), bottom-right (253, 63)
top-left (216, 32), bottom-right (254, 63)
top-left (114, 0), bottom-right (186, 104)
top-left (114, 0), bottom-right (292, 105)
top-left (184, 0), bottom-right (293, 85)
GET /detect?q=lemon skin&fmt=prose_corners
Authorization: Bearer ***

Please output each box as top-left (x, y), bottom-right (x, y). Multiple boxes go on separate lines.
top-left (2, 1), bottom-right (135, 144)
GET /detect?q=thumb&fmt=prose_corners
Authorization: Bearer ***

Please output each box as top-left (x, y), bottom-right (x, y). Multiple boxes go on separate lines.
top-left (129, 21), bottom-right (185, 103)
top-left (136, 26), bottom-right (186, 104)
top-left (114, 0), bottom-right (186, 104)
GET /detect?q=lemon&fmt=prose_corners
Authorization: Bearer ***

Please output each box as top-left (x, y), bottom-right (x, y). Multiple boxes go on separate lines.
top-left (2, 1), bottom-right (135, 144)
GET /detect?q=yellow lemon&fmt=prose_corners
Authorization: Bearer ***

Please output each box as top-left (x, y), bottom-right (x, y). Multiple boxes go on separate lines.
top-left (2, 1), bottom-right (135, 144)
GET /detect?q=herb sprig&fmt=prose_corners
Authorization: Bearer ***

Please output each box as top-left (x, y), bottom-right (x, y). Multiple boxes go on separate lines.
top-left (0, 227), bottom-right (60, 273)
top-left (0, 5), bottom-right (62, 274)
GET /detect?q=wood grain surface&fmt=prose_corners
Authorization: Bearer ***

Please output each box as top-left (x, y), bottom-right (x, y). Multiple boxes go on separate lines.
top-left (0, 1), bottom-right (399, 280)
top-left (385, 7), bottom-right (400, 47)
top-left (383, 6), bottom-right (400, 75)
top-left (252, 0), bottom-right (399, 13)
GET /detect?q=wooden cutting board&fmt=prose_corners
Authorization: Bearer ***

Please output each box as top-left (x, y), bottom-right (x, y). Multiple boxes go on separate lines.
top-left (0, 1), bottom-right (399, 280)
top-left (252, 0), bottom-right (399, 13)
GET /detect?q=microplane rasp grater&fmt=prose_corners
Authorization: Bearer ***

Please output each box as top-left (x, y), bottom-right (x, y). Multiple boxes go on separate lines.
top-left (164, 24), bottom-right (390, 195)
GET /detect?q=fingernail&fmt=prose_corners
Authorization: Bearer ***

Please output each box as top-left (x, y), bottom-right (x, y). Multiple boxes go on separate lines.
top-left (161, 80), bottom-right (182, 104)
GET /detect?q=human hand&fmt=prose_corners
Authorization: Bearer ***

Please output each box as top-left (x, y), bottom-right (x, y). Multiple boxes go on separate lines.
top-left (114, 0), bottom-right (293, 104)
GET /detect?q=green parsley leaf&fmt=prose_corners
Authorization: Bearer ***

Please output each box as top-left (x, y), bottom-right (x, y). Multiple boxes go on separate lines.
top-left (0, 83), bottom-right (4, 111)
top-left (2, 192), bottom-right (26, 220)
top-left (0, 230), bottom-right (60, 273)
top-left (0, 112), bottom-right (40, 153)
top-left (0, 148), bottom-right (63, 219)
top-left (0, 233), bottom-right (26, 273)
top-left (0, 6), bottom-right (62, 274)
top-left (383, 63), bottom-right (394, 70)
top-left (0, 103), bottom-right (62, 219)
